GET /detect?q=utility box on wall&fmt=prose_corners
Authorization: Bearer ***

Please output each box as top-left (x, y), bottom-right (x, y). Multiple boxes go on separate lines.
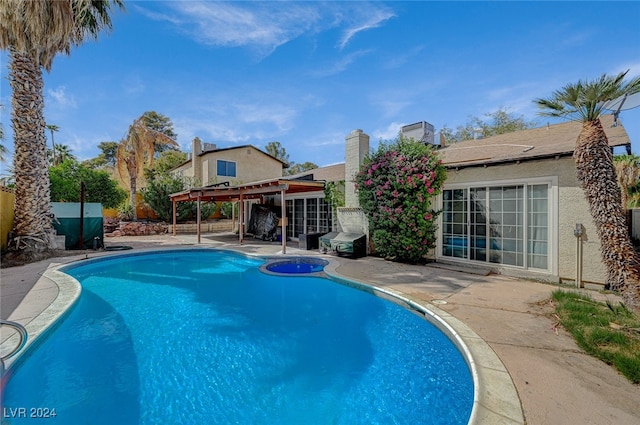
top-left (51, 202), bottom-right (104, 249)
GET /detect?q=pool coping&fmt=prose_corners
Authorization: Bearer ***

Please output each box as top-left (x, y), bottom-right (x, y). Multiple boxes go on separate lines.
top-left (322, 259), bottom-right (525, 425)
top-left (1, 247), bottom-right (524, 425)
top-left (1, 267), bottom-right (82, 371)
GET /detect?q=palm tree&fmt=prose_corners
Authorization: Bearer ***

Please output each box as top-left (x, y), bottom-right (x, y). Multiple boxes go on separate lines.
top-left (535, 71), bottom-right (640, 310)
top-left (46, 124), bottom-right (60, 165)
top-left (49, 144), bottom-right (77, 165)
top-left (0, 0), bottom-right (124, 254)
top-left (0, 103), bottom-right (7, 162)
top-left (116, 117), bottom-right (178, 220)
top-left (613, 154), bottom-right (640, 210)
top-left (0, 121), bottom-right (6, 163)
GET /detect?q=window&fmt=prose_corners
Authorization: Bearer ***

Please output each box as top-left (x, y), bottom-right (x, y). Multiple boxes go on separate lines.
top-left (286, 197), bottom-right (335, 238)
top-left (442, 182), bottom-right (550, 271)
top-left (216, 160), bottom-right (236, 177)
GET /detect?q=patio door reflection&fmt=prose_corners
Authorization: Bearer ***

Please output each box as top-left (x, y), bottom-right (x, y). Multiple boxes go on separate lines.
top-left (442, 184), bottom-right (548, 271)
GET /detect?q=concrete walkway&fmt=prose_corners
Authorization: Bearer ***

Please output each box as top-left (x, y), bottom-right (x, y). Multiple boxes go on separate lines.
top-left (1, 233), bottom-right (639, 424)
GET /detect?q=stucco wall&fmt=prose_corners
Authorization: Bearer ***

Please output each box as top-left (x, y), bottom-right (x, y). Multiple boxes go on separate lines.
top-left (170, 147), bottom-right (283, 186)
top-left (204, 147), bottom-right (283, 184)
top-left (172, 161), bottom-right (195, 179)
top-left (443, 156), bottom-right (606, 284)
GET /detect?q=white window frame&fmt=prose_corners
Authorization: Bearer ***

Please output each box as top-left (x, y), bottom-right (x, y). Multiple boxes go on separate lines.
top-left (437, 176), bottom-right (558, 276)
top-left (284, 193), bottom-right (333, 238)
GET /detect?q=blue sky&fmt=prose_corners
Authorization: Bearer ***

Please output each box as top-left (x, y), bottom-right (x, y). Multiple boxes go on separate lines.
top-left (1, 1), bottom-right (639, 173)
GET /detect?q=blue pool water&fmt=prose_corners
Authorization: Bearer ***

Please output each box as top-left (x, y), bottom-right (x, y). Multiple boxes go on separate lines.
top-left (2, 250), bottom-right (473, 425)
top-left (265, 258), bottom-right (328, 274)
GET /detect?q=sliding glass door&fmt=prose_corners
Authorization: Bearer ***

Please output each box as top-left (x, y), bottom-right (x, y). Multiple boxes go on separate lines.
top-left (285, 197), bottom-right (334, 238)
top-left (442, 183), bottom-right (549, 271)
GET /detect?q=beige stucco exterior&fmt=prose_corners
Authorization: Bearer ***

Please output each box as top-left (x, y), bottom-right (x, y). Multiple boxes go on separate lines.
top-left (171, 143), bottom-right (285, 187)
top-left (441, 156), bottom-right (607, 285)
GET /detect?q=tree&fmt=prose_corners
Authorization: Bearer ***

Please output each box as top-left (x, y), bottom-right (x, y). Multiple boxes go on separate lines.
top-left (144, 149), bottom-right (187, 180)
top-left (355, 136), bottom-right (447, 263)
top-left (0, 0), bottom-right (124, 255)
top-left (441, 107), bottom-right (537, 145)
top-left (265, 141), bottom-right (290, 164)
top-left (0, 103), bottom-right (7, 162)
top-left (141, 111), bottom-right (178, 153)
top-left (46, 124), bottom-right (60, 165)
top-left (613, 154), bottom-right (640, 210)
top-left (50, 158), bottom-right (126, 208)
top-left (116, 117), bottom-right (178, 220)
top-left (48, 143), bottom-right (76, 166)
top-left (82, 141), bottom-right (119, 169)
top-left (140, 174), bottom-right (216, 223)
top-left (535, 71), bottom-right (640, 310)
top-left (286, 161), bottom-right (318, 176)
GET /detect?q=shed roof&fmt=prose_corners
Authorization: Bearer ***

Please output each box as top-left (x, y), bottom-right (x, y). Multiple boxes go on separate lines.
top-left (169, 178), bottom-right (325, 203)
top-left (439, 114), bottom-right (630, 169)
top-left (287, 163), bottom-right (346, 182)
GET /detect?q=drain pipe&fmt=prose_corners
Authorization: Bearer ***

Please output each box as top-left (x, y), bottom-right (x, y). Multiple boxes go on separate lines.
top-left (574, 223), bottom-right (583, 288)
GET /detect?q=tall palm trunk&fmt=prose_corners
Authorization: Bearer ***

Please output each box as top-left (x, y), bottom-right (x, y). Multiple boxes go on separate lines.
top-left (574, 119), bottom-right (640, 307)
top-left (8, 50), bottom-right (55, 252)
top-left (126, 155), bottom-right (138, 221)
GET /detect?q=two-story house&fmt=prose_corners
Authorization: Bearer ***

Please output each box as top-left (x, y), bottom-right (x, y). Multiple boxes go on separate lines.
top-left (171, 138), bottom-right (287, 186)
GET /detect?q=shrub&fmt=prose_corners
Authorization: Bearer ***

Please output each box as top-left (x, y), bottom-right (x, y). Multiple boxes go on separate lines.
top-left (50, 159), bottom-right (127, 208)
top-left (117, 202), bottom-right (134, 221)
top-left (220, 202), bottom-right (238, 219)
top-left (140, 174), bottom-right (217, 222)
top-left (355, 136), bottom-right (446, 263)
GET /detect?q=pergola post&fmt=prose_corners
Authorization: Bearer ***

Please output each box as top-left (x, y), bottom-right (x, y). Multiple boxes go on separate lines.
top-left (172, 199), bottom-right (177, 236)
top-left (280, 188), bottom-right (286, 254)
top-left (196, 195), bottom-right (201, 244)
top-left (239, 193), bottom-right (244, 244)
top-left (231, 201), bottom-right (236, 232)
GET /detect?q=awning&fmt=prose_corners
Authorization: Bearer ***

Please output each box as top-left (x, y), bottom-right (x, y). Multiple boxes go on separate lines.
top-left (169, 178), bottom-right (325, 253)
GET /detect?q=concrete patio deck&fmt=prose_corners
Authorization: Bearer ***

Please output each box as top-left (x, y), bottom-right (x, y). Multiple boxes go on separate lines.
top-left (1, 232), bottom-right (639, 424)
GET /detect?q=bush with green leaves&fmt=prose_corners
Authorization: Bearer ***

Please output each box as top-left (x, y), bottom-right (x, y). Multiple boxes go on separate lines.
top-left (141, 174), bottom-right (217, 222)
top-left (50, 159), bottom-right (127, 208)
top-left (220, 202), bottom-right (237, 219)
top-left (355, 137), bottom-right (446, 263)
top-left (117, 202), bottom-right (134, 221)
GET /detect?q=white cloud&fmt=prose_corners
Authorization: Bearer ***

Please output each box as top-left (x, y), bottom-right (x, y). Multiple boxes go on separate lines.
top-left (47, 86), bottom-right (77, 109)
top-left (173, 100), bottom-right (297, 148)
top-left (122, 74), bottom-right (146, 96)
top-left (311, 49), bottom-right (372, 77)
top-left (610, 62), bottom-right (640, 78)
top-left (140, 1), bottom-right (395, 58)
top-left (146, 2), bottom-right (321, 58)
top-left (373, 121), bottom-right (405, 141)
top-left (338, 7), bottom-right (396, 49)
top-left (233, 102), bottom-right (297, 133)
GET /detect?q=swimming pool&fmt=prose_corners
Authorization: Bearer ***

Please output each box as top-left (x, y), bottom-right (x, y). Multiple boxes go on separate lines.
top-left (2, 250), bottom-right (473, 424)
top-left (263, 257), bottom-right (329, 275)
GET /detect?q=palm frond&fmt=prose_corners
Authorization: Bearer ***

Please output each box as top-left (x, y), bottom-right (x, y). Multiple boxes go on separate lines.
top-left (535, 71), bottom-right (639, 123)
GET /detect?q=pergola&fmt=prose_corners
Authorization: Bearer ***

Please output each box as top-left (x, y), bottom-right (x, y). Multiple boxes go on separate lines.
top-left (169, 178), bottom-right (325, 253)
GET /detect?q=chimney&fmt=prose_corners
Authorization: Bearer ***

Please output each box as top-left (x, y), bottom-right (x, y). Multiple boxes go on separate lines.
top-left (472, 128), bottom-right (483, 140)
top-left (192, 137), bottom-right (203, 183)
top-left (345, 129), bottom-right (370, 208)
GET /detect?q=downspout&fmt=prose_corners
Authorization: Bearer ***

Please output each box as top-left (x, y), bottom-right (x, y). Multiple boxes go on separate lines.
top-left (574, 223), bottom-right (583, 288)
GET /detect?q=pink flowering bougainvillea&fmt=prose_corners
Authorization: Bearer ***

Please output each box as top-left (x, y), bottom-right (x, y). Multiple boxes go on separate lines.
top-left (355, 136), bottom-right (446, 263)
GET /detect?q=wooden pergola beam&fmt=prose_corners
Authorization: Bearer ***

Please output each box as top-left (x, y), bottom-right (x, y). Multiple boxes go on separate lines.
top-left (169, 178), bottom-right (325, 252)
